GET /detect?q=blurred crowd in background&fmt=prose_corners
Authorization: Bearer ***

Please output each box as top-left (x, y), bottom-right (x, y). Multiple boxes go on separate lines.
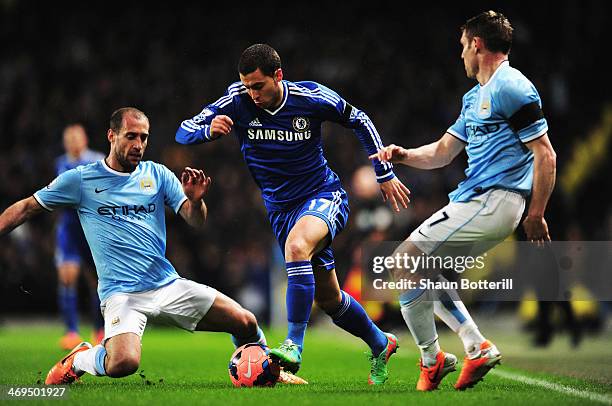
top-left (0, 2), bottom-right (609, 341)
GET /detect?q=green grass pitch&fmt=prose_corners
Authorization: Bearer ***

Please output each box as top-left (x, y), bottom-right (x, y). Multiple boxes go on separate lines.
top-left (0, 323), bottom-right (610, 405)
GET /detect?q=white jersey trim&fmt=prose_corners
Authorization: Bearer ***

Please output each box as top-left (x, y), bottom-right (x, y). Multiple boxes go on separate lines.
top-left (174, 196), bottom-right (189, 214)
top-left (33, 193), bottom-right (52, 212)
top-left (520, 126), bottom-right (548, 143)
top-left (101, 159), bottom-right (133, 177)
top-left (481, 60), bottom-right (509, 89)
top-left (447, 128), bottom-right (468, 142)
top-left (264, 81), bottom-right (289, 115)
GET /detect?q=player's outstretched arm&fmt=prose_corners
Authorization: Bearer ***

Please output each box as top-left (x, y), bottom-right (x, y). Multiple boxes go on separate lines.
top-left (523, 133), bottom-right (556, 245)
top-left (369, 133), bottom-right (465, 170)
top-left (0, 196), bottom-right (45, 237)
top-left (178, 167), bottom-right (211, 228)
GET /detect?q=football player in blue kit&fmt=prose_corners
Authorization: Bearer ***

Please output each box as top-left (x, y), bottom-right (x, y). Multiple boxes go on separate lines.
top-left (176, 44), bottom-right (411, 384)
top-left (370, 11), bottom-right (557, 391)
top-left (0, 108), bottom-right (307, 385)
top-left (54, 124), bottom-right (106, 350)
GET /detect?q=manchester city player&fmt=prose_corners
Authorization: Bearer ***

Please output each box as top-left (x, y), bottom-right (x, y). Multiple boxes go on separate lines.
top-left (54, 124), bottom-right (106, 350)
top-left (370, 11), bottom-right (556, 391)
top-left (0, 107), bottom-right (287, 385)
top-left (176, 44), bottom-right (410, 384)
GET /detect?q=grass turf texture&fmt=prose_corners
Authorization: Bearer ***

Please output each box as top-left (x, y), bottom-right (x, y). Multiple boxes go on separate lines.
top-left (0, 323), bottom-right (610, 405)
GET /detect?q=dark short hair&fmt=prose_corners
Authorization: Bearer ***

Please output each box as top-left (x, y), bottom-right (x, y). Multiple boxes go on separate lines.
top-left (461, 10), bottom-right (513, 54)
top-left (109, 107), bottom-right (147, 133)
top-left (238, 44), bottom-right (281, 77)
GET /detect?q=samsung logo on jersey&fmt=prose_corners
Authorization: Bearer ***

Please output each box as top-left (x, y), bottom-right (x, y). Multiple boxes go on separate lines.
top-left (97, 204), bottom-right (156, 216)
top-left (247, 128), bottom-right (312, 142)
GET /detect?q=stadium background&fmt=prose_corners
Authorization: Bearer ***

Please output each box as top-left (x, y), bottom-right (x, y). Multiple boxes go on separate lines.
top-left (0, 1), bottom-right (609, 331)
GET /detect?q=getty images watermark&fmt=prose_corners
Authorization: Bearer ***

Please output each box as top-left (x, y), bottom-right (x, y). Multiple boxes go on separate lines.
top-left (371, 251), bottom-right (513, 291)
top-left (360, 241), bottom-right (611, 302)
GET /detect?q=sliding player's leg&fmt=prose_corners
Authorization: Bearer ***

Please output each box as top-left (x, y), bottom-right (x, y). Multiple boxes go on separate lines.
top-left (45, 292), bottom-right (148, 385)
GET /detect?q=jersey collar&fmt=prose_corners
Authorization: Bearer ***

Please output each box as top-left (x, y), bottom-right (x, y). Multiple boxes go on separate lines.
top-left (264, 81), bottom-right (288, 116)
top-left (102, 158), bottom-right (135, 176)
top-left (481, 60), bottom-right (509, 89)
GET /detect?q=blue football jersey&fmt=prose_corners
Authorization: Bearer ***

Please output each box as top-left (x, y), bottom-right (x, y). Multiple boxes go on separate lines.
top-left (447, 61), bottom-right (548, 202)
top-left (34, 160), bottom-right (188, 302)
top-left (56, 149), bottom-right (106, 175)
top-left (176, 80), bottom-right (395, 211)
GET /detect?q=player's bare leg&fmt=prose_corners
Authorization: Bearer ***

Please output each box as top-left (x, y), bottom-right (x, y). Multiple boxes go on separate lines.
top-left (45, 332), bottom-right (140, 384)
top-left (195, 291), bottom-right (266, 348)
top-left (104, 333), bottom-right (141, 377)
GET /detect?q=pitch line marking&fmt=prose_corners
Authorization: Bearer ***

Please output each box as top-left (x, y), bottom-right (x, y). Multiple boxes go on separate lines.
top-left (491, 369), bottom-right (612, 405)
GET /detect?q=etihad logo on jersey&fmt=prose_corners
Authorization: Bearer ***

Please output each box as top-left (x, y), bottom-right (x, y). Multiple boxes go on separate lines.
top-left (247, 128), bottom-right (312, 142)
top-left (97, 203), bottom-right (156, 216)
top-left (466, 123), bottom-right (501, 143)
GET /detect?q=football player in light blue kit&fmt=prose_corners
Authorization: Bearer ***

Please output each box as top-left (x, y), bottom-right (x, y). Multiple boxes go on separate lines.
top-left (54, 123), bottom-right (106, 350)
top-left (370, 11), bottom-right (556, 391)
top-left (0, 108), bottom-right (271, 385)
top-left (177, 44), bottom-right (411, 384)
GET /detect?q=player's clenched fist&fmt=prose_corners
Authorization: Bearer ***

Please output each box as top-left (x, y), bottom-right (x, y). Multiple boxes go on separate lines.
top-left (210, 115), bottom-right (234, 138)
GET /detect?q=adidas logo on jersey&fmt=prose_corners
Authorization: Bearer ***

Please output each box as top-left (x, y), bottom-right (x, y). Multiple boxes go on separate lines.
top-left (249, 118), bottom-right (262, 127)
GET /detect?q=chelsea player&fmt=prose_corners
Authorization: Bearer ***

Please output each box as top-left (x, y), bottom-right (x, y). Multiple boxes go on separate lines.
top-left (176, 44), bottom-right (410, 384)
top-left (0, 107), bottom-right (280, 385)
top-left (370, 11), bottom-right (556, 391)
top-left (54, 124), bottom-right (105, 350)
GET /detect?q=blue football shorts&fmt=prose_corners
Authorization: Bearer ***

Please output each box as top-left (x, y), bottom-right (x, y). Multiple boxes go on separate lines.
top-left (268, 188), bottom-right (349, 271)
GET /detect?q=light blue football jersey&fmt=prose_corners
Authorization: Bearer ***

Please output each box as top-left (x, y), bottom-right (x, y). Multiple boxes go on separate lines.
top-left (55, 149), bottom-right (105, 231)
top-left (34, 159), bottom-right (188, 302)
top-left (447, 61), bottom-right (548, 202)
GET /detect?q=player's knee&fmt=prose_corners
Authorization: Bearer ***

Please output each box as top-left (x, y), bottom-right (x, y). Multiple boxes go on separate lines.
top-left (235, 309), bottom-right (258, 337)
top-left (58, 271), bottom-right (79, 287)
top-left (285, 238), bottom-right (312, 261)
top-left (106, 353), bottom-right (140, 377)
top-left (315, 291), bottom-right (342, 314)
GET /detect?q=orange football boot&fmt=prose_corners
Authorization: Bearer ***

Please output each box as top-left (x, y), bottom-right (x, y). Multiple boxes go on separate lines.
top-left (454, 340), bottom-right (501, 390)
top-left (416, 351), bottom-right (457, 391)
top-left (45, 342), bottom-right (92, 385)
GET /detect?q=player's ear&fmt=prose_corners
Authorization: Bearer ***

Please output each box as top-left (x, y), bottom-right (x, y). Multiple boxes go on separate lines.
top-left (274, 68), bottom-right (283, 83)
top-left (473, 36), bottom-right (484, 53)
top-left (107, 129), bottom-right (114, 143)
